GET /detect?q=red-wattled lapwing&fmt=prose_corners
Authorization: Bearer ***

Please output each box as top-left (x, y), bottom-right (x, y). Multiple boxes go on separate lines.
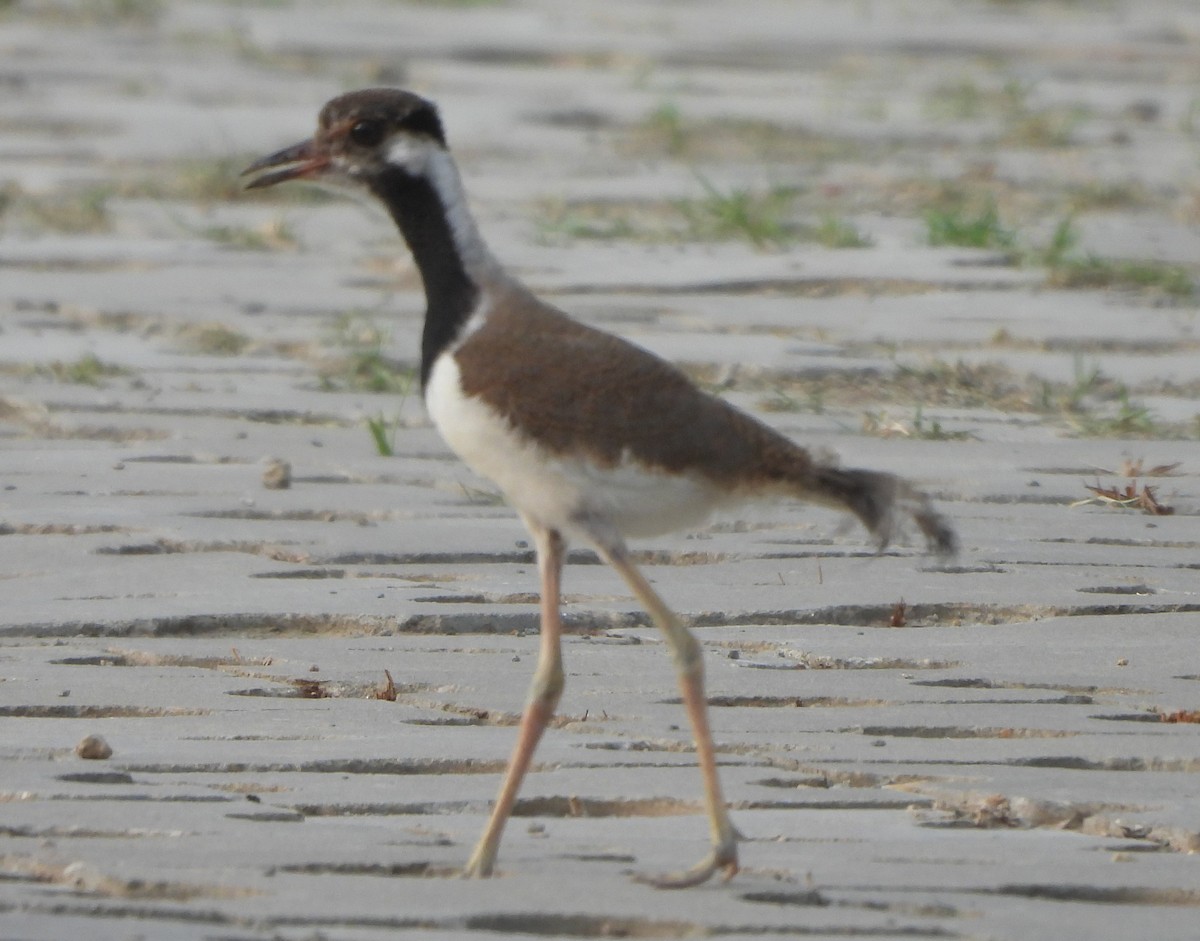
top-left (243, 88), bottom-right (955, 888)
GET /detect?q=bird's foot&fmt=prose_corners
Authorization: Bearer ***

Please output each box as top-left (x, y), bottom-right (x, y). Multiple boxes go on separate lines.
top-left (632, 841), bottom-right (739, 889)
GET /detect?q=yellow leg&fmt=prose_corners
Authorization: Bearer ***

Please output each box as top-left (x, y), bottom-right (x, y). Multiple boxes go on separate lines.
top-left (462, 522), bottom-right (566, 878)
top-left (592, 537), bottom-right (739, 889)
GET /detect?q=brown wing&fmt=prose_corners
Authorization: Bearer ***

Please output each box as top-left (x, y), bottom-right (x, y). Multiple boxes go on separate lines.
top-left (453, 289), bottom-right (814, 490)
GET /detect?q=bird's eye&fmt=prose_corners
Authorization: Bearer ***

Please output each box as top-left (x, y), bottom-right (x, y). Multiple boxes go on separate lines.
top-left (349, 120), bottom-right (385, 147)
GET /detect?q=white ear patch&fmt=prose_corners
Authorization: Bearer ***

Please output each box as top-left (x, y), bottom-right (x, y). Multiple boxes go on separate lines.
top-left (386, 134), bottom-right (434, 173)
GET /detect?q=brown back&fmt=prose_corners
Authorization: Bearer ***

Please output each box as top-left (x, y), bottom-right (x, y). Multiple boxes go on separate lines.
top-left (453, 285), bottom-right (816, 492)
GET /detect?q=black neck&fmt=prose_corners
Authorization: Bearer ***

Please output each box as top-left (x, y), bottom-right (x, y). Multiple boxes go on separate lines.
top-left (371, 167), bottom-right (480, 389)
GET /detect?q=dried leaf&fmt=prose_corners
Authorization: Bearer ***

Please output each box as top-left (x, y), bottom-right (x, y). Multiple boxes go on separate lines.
top-left (1158, 709), bottom-right (1200, 724)
top-left (1077, 479), bottom-right (1173, 516)
top-left (1137, 484), bottom-right (1173, 515)
top-left (1121, 458), bottom-right (1181, 478)
top-left (374, 669), bottom-right (397, 701)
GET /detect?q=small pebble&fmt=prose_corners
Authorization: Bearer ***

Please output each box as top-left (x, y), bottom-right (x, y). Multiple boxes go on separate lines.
top-left (75, 734), bottom-right (112, 760)
top-left (63, 861), bottom-right (105, 891)
top-left (262, 458), bottom-right (291, 490)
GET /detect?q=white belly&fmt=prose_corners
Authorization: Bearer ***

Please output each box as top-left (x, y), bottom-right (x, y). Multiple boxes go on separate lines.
top-left (424, 354), bottom-right (729, 540)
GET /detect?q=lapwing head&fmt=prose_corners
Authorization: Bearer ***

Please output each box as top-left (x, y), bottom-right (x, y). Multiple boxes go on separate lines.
top-left (243, 88), bottom-right (447, 193)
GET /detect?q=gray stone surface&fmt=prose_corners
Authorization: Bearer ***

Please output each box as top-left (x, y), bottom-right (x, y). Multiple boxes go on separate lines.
top-left (2, 1), bottom-right (1199, 938)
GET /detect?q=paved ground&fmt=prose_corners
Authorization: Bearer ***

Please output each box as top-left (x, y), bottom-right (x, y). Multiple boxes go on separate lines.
top-left (2, 1), bottom-right (1200, 938)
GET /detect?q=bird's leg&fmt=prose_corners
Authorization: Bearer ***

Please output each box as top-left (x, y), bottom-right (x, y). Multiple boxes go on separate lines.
top-left (591, 535), bottom-right (739, 889)
top-left (462, 522), bottom-right (566, 878)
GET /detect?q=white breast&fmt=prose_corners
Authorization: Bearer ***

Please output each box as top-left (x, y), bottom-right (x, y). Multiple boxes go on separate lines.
top-left (424, 353), bottom-right (731, 540)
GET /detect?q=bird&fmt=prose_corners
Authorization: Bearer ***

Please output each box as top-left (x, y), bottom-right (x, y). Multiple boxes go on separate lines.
top-left (243, 88), bottom-right (955, 888)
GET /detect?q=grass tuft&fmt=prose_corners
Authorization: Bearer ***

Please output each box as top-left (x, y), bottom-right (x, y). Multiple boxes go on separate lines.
top-left (1033, 218), bottom-right (1195, 299)
top-left (181, 323), bottom-right (253, 356)
top-left (535, 199), bottom-right (638, 242)
top-left (812, 214), bottom-right (873, 248)
top-left (320, 314), bottom-right (416, 394)
top-left (197, 218), bottom-right (298, 251)
top-left (925, 198), bottom-right (1015, 251)
top-left (365, 413), bottom-right (398, 456)
top-left (1, 184), bottom-right (115, 233)
top-left (674, 174), bottom-right (798, 248)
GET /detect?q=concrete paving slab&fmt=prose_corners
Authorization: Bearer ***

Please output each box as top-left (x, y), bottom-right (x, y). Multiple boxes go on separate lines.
top-left (3, 1), bottom-right (1200, 939)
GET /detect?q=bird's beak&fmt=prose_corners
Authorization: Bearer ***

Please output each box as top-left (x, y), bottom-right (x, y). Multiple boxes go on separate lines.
top-left (241, 138), bottom-right (329, 190)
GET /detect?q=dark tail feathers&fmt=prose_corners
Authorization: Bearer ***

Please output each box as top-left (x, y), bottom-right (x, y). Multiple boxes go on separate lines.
top-left (814, 467), bottom-right (956, 556)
